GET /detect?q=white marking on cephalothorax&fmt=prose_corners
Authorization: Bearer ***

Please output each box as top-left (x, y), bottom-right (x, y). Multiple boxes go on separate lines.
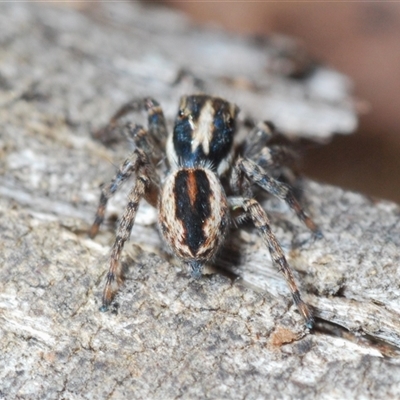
top-left (166, 133), bottom-right (178, 170)
top-left (191, 100), bottom-right (215, 155)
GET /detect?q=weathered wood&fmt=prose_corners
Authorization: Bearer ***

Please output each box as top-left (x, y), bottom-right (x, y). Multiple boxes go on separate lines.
top-left (1, 2), bottom-right (399, 399)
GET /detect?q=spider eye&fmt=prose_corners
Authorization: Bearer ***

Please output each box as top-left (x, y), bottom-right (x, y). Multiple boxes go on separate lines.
top-left (178, 110), bottom-right (185, 118)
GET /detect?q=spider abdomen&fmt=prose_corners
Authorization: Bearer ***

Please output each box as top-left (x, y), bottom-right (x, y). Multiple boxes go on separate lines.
top-left (159, 167), bottom-right (229, 264)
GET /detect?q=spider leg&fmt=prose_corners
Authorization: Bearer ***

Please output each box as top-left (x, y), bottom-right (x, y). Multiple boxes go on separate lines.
top-left (229, 196), bottom-right (313, 328)
top-left (99, 153), bottom-right (158, 311)
top-left (253, 145), bottom-right (299, 171)
top-left (243, 121), bottom-right (299, 172)
top-left (89, 149), bottom-right (149, 238)
top-left (93, 97), bottom-right (168, 148)
top-left (123, 123), bottom-right (163, 164)
top-left (235, 157), bottom-right (322, 238)
top-left (243, 121), bottom-right (276, 159)
top-left (232, 121), bottom-right (281, 198)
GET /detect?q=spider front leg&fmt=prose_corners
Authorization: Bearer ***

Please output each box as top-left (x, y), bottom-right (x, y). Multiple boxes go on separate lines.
top-left (235, 157), bottom-right (322, 238)
top-left (89, 149), bottom-right (158, 311)
top-left (229, 196), bottom-right (314, 328)
top-left (243, 121), bottom-right (298, 165)
top-left (93, 97), bottom-right (168, 149)
top-left (242, 121), bottom-right (276, 159)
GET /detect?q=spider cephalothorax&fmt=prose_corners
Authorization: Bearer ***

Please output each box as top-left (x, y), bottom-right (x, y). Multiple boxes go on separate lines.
top-left (89, 94), bottom-right (320, 328)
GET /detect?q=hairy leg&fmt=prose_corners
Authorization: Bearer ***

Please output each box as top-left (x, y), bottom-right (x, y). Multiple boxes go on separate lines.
top-left (93, 97), bottom-right (168, 149)
top-left (100, 166), bottom-right (154, 311)
top-left (229, 196), bottom-right (313, 328)
top-left (234, 157), bottom-right (322, 238)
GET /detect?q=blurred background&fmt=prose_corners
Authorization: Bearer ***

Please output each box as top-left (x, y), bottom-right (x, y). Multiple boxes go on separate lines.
top-left (69, 1), bottom-right (400, 203)
top-left (165, 1), bottom-right (400, 203)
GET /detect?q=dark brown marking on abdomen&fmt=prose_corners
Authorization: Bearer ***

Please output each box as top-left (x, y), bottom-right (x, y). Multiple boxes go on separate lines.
top-left (174, 169), bottom-right (211, 255)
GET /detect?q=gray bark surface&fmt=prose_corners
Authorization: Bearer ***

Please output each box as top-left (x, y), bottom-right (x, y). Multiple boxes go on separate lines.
top-left (0, 3), bottom-right (399, 400)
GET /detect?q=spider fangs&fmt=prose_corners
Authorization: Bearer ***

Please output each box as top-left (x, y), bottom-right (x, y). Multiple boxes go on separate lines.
top-left (89, 94), bottom-right (321, 329)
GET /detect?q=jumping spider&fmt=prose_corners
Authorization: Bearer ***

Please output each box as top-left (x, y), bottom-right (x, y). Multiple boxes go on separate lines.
top-left (89, 94), bottom-right (321, 328)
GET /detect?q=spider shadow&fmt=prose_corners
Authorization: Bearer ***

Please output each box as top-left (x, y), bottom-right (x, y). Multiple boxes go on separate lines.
top-left (209, 229), bottom-right (248, 282)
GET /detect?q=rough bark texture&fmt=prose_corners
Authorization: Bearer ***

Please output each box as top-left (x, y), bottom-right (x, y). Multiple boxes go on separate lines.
top-left (1, 3), bottom-right (399, 400)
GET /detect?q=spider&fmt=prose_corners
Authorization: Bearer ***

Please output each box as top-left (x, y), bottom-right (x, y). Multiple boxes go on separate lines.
top-left (89, 94), bottom-right (321, 328)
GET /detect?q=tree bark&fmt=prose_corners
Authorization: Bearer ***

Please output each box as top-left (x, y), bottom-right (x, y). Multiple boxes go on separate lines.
top-left (1, 3), bottom-right (399, 399)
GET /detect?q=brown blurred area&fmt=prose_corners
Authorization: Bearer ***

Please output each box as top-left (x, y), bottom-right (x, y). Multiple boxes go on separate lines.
top-left (165, 2), bottom-right (400, 203)
top-left (65, 1), bottom-right (400, 202)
